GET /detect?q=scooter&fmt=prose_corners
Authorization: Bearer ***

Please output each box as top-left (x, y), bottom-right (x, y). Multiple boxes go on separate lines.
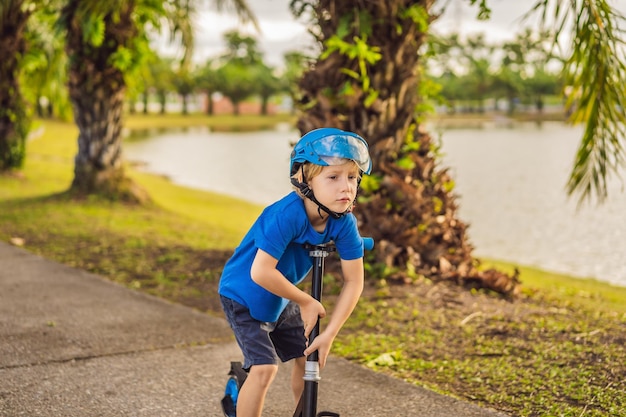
top-left (221, 237), bottom-right (373, 417)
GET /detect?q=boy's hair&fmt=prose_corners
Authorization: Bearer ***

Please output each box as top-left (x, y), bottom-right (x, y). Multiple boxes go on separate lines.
top-left (291, 159), bottom-right (361, 198)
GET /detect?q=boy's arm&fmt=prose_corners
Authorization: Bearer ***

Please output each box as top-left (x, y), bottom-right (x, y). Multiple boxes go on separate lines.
top-left (322, 257), bottom-right (364, 336)
top-left (250, 248), bottom-right (310, 304)
top-left (304, 257), bottom-right (364, 366)
top-left (250, 248), bottom-right (326, 334)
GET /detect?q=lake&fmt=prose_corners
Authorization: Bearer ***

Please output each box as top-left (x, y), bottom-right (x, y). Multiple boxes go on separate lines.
top-left (124, 122), bottom-right (625, 288)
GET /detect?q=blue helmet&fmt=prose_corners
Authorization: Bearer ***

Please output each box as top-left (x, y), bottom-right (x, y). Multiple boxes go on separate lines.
top-left (290, 128), bottom-right (372, 177)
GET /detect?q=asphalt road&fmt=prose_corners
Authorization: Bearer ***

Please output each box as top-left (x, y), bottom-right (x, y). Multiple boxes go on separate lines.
top-left (0, 241), bottom-right (510, 417)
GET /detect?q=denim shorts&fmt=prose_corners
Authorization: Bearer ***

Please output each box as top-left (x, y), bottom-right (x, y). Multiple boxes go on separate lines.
top-left (220, 295), bottom-right (307, 370)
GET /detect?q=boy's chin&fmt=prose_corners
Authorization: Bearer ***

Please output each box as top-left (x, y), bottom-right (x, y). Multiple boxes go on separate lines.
top-left (331, 203), bottom-right (352, 213)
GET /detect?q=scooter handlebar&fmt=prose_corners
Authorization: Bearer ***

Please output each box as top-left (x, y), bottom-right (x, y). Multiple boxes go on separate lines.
top-left (362, 237), bottom-right (374, 251)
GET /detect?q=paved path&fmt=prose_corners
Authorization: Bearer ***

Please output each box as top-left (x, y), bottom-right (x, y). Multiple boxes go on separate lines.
top-left (0, 241), bottom-right (509, 416)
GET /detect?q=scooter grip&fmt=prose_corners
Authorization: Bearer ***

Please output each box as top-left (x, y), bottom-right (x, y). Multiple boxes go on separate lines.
top-left (362, 237), bottom-right (374, 251)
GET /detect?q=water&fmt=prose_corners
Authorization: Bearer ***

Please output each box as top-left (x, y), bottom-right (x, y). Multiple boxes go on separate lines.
top-left (433, 122), bottom-right (625, 288)
top-left (124, 123), bottom-right (626, 288)
top-left (125, 126), bottom-right (295, 203)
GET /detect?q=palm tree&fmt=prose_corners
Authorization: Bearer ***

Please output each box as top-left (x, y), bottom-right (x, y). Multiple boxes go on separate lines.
top-left (291, 0), bottom-right (509, 292)
top-left (172, 67), bottom-right (195, 115)
top-left (532, 0), bottom-right (626, 204)
top-left (252, 62), bottom-right (282, 115)
top-left (215, 61), bottom-right (258, 115)
top-left (0, 0), bottom-right (32, 171)
top-left (492, 65), bottom-right (524, 115)
top-left (23, 5), bottom-right (71, 120)
top-left (196, 59), bottom-right (219, 115)
top-left (290, 0), bottom-right (625, 293)
top-left (215, 30), bottom-right (264, 115)
top-left (57, 0), bottom-right (257, 201)
top-left (149, 56), bottom-right (177, 115)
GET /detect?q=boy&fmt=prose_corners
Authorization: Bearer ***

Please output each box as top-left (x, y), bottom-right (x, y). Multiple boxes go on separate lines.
top-left (218, 127), bottom-right (372, 417)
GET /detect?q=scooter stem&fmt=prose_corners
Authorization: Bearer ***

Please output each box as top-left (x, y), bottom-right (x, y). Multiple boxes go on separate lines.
top-left (301, 243), bottom-right (331, 417)
top-left (296, 238), bottom-right (373, 417)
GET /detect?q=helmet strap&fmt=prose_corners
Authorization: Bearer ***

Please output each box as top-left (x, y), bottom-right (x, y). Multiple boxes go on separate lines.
top-left (290, 166), bottom-right (344, 219)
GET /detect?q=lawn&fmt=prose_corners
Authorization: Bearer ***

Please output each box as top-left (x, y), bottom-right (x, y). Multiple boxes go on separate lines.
top-left (1, 114), bottom-right (624, 417)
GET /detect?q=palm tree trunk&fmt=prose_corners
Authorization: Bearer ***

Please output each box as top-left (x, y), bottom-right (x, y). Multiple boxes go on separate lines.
top-left (143, 91), bottom-right (149, 114)
top-left (296, 0), bottom-right (517, 294)
top-left (181, 94), bottom-right (188, 115)
top-left (0, 0), bottom-right (30, 171)
top-left (158, 91), bottom-right (167, 114)
top-left (62, 0), bottom-right (147, 202)
top-left (205, 91), bottom-right (214, 115)
top-left (260, 97), bottom-right (269, 115)
top-left (68, 68), bottom-right (127, 193)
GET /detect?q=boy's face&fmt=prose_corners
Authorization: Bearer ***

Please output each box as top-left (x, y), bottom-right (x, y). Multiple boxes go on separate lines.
top-left (308, 161), bottom-right (360, 214)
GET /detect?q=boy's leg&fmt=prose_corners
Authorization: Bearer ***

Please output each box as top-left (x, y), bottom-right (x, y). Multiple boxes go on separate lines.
top-left (269, 301), bottom-right (308, 404)
top-left (220, 296), bottom-right (281, 416)
top-left (236, 363), bottom-right (278, 417)
top-left (291, 356), bottom-right (306, 403)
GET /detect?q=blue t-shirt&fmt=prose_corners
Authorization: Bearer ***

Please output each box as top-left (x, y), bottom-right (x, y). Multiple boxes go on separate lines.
top-left (218, 191), bottom-right (364, 322)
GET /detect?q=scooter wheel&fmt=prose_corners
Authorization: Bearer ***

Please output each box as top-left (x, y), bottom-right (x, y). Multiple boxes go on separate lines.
top-left (225, 375), bottom-right (240, 400)
top-left (221, 362), bottom-right (247, 417)
top-left (221, 376), bottom-right (239, 417)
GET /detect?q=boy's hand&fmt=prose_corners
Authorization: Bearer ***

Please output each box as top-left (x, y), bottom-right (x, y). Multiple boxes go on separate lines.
top-left (304, 331), bottom-right (333, 368)
top-left (300, 296), bottom-right (326, 339)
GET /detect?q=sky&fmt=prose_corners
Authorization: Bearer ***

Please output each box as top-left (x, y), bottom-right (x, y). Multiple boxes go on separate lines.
top-left (156, 0), bottom-right (626, 68)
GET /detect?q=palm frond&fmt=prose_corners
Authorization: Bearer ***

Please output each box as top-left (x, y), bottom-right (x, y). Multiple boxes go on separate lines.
top-left (214, 0), bottom-right (259, 31)
top-left (529, 0), bottom-right (626, 205)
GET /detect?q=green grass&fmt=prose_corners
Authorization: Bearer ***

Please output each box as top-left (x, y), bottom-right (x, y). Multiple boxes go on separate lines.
top-left (125, 112), bottom-right (295, 133)
top-left (482, 260), bottom-right (626, 317)
top-left (2, 114), bottom-right (625, 417)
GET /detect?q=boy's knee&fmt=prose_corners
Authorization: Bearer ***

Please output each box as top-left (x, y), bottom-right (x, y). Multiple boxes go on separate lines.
top-left (249, 364), bottom-right (278, 386)
top-left (293, 356), bottom-right (305, 371)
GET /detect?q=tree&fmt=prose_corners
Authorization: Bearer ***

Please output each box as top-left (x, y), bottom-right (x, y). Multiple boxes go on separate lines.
top-left (57, 0), bottom-right (257, 201)
top-left (124, 49), bottom-right (159, 115)
top-left (290, 0), bottom-right (625, 293)
top-left (525, 68), bottom-right (560, 113)
top-left (149, 56), bottom-right (177, 114)
top-left (427, 29), bottom-right (561, 114)
top-left (290, 1), bottom-right (516, 293)
top-left (214, 30), bottom-right (264, 115)
top-left (172, 66), bottom-right (195, 115)
top-left (424, 35), bottom-right (470, 113)
top-left (0, 0), bottom-right (33, 171)
top-left (20, 5), bottom-right (71, 120)
top-left (251, 62), bottom-right (282, 115)
top-left (282, 51), bottom-right (311, 114)
top-left (221, 29), bottom-right (263, 65)
top-left (215, 60), bottom-right (258, 115)
top-left (492, 65), bottom-right (524, 115)
top-left (58, 0), bottom-right (194, 200)
top-left (432, 71), bottom-right (463, 113)
top-left (428, 32), bottom-right (509, 113)
top-left (195, 59), bottom-right (219, 115)
top-left (458, 34), bottom-right (496, 113)
top-left (500, 28), bottom-right (561, 113)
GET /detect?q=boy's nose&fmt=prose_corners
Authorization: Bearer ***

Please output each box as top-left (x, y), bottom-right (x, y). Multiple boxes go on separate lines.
top-left (341, 176), bottom-right (354, 190)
